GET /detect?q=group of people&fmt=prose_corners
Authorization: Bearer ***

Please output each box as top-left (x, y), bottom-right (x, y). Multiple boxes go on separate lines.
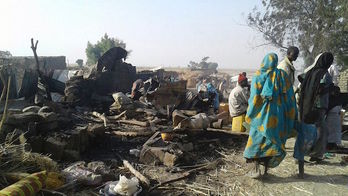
top-left (228, 47), bottom-right (344, 178)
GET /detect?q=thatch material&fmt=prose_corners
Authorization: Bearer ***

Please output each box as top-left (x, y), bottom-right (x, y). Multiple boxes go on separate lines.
top-left (0, 132), bottom-right (58, 174)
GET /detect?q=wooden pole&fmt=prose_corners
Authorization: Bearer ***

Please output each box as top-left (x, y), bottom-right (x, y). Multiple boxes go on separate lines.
top-left (31, 38), bottom-right (40, 77)
top-left (0, 76), bottom-right (11, 136)
top-left (117, 119), bottom-right (149, 127)
top-left (30, 38), bottom-right (51, 101)
top-left (123, 160), bottom-right (150, 187)
top-left (0, 71), bottom-right (7, 101)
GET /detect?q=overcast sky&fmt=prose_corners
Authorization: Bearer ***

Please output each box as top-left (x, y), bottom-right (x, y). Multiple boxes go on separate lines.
top-left (0, 0), bottom-right (283, 69)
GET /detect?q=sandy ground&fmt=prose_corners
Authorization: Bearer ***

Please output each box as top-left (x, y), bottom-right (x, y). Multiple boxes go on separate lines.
top-left (256, 139), bottom-right (348, 196)
top-left (194, 138), bottom-right (348, 196)
top-left (147, 137), bottom-right (348, 196)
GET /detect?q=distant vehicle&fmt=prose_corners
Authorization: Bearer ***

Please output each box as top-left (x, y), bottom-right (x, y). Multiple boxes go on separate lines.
top-left (188, 57), bottom-right (218, 71)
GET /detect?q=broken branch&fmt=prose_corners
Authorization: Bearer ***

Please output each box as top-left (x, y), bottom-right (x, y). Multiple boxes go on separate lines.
top-left (123, 160), bottom-right (150, 187)
top-left (112, 130), bottom-right (155, 137)
top-left (148, 172), bottom-right (190, 192)
top-left (0, 76), bottom-right (11, 136)
top-left (117, 119), bottom-right (149, 127)
top-left (92, 111), bottom-right (108, 127)
top-left (143, 131), bottom-right (161, 147)
top-left (0, 71), bottom-right (7, 101)
top-left (107, 110), bottom-right (126, 120)
top-left (30, 38), bottom-right (51, 101)
top-left (149, 159), bottom-right (222, 192)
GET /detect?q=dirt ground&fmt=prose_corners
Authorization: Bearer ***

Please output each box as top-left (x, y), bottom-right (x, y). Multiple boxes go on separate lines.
top-left (144, 136), bottom-right (348, 196)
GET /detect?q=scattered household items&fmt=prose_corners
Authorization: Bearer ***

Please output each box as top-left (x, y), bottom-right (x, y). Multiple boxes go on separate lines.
top-left (0, 171), bottom-right (47, 196)
top-left (100, 177), bottom-right (142, 196)
top-left (62, 162), bottom-right (103, 186)
top-left (0, 39), bottom-right (347, 195)
top-left (232, 114), bottom-right (246, 132)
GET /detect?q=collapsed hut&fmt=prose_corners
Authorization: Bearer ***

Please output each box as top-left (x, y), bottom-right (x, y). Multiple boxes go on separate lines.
top-left (0, 41), bottom-right (348, 195)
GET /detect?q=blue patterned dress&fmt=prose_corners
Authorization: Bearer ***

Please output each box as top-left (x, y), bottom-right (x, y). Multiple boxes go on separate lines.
top-left (244, 53), bottom-right (297, 168)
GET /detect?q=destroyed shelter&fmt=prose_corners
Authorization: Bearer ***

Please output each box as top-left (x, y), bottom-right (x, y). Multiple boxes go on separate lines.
top-left (0, 45), bottom-right (348, 196)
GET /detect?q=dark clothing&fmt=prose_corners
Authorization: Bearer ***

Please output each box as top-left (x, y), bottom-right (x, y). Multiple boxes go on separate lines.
top-left (298, 52), bottom-right (334, 159)
top-left (299, 52), bottom-right (334, 124)
top-left (329, 93), bottom-right (348, 111)
top-left (299, 70), bottom-right (329, 123)
top-left (309, 109), bottom-right (329, 159)
top-left (315, 73), bottom-right (332, 109)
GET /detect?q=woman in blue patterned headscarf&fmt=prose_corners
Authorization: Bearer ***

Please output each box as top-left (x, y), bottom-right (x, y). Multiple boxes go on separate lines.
top-left (244, 53), bottom-right (297, 178)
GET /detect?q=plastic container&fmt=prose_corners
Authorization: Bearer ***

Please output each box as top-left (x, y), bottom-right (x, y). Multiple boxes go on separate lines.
top-left (219, 103), bottom-right (231, 125)
top-left (218, 103), bottom-right (229, 114)
top-left (232, 114), bottom-right (246, 132)
top-left (161, 133), bottom-right (173, 141)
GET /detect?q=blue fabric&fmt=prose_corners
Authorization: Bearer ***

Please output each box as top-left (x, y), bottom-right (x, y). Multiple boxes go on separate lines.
top-left (196, 81), bottom-right (202, 91)
top-left (206, 83), bottom-right (219, 111)
top-left (243, 53), bottom-right (298, 168)
top-left (316, 72), bottom-right (332, 109)
top-left (294, 122), bottom-right (317, 161)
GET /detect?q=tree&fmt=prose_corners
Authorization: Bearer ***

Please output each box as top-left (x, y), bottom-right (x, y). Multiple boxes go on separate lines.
top-left (0, 50), bottom-right (12, 58)
top-left (76, 59), bottom-right (83, 67)
top-left (248, 0), bottom-right (348, 67)
top-left (85, 33), bottom-right (127, 65)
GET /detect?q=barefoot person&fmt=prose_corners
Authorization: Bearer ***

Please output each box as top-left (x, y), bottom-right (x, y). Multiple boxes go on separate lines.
top-left (244, 53), bottom-right (297, 178)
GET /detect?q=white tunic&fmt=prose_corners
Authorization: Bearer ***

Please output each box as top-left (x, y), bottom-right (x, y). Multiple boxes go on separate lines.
top-left (228, 84), bottom-right (249, 117)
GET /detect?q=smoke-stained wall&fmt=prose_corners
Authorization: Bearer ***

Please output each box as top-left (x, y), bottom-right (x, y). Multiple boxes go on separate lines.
top-left (9, 56), bottom-right (66, 70)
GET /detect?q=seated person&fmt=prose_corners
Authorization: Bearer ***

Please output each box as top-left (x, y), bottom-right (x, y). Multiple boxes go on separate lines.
top-left (198, 78), bottom-right (219, 112)
top-left (228, 73), bottom-right (250, 117)
top-left (130, 79), bottom-right (144, 100)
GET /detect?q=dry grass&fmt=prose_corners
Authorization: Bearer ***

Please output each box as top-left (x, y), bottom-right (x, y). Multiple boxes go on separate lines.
top-left (0, 132), bottom-right (58, 174)
top-left (186, 138), bottom-right (348, 196)
top-left (143, 137), bottom-right (348, 195)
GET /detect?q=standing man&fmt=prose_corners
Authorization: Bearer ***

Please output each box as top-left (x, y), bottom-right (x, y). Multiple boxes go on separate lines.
top-left (278, 46), bottom-right (299, 86)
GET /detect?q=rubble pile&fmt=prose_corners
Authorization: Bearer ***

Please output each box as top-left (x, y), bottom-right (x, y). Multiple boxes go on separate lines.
top-left (0, 46), bottom-right (252, 195)
top-left (64, 75), bottom-right (92, 106)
